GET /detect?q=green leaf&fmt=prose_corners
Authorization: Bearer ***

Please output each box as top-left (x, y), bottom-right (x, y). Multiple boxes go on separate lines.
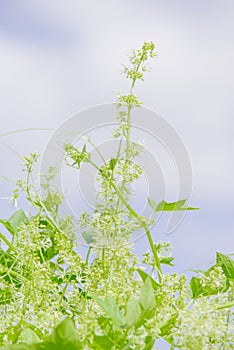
top-left (0, 287), bottom-right (12, 305)
top-left (148, 198), bottom-right (199, 212)
top-left (160, 257), bottom-right (174, 266)
top-left (109, 158), bottom-right (117, 170)
top-left (137, 269), bottom-right (159, 290)
top-left (147, 198), bottom-right (157, 211)
top-left (0, 210), bottom-right (28, 235)
top-left (216, 252), bottom-right (234, 279)
top-left (159, 315), bottom-right (177, 337)
top-left (42, 317), bottom-right (83, 350)
top-left (190, 277), bottom-right (205, 298)
top-left (190, 273), bottom-right (228, 298)
top-left (82, 231), bottom-right (94, 244)
top-left (139, 277), bottom-right (156, 311)
top-left (0, 345), bottom-right (31, 350)
top-left (0, 319), bottom-right (83, 350)
top-left (91, 335), bottom-right (113, 350)
top-left (0, 249), bottom-right (22, 287)
top-left (19, 329), bottom-right (40, 345)
top-left (93, 295), bottom-right (125, 328)
top-left (144, 336), bottom-right (155, 350)
top-left (82, 144), bottom-right (87, 154)
top-left (125, 300), bottom-right (142, 328)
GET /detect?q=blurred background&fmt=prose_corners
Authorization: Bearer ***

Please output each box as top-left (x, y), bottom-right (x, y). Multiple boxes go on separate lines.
top-left (0, 1), bottom-right (233, 273)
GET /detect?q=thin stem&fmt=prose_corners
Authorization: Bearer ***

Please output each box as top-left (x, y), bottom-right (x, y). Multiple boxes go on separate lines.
top-left (102, 248), bottom-right (105, 269)
top-left (60, 270), bottom-right (73, 303)
top-left (117, 53), bottom-right (145, 211)
top-left (0, 232), bottom-right (17, 253)
top-left (86, 137), bottom-right (106, 164)
top-left (87, 160), bottom-right (162, 282)
top-left (85, 246), bottom-right (92, 265)
top-left (110, 182), bottom-right (162, 282)
top-left (21, 166), bottom-right (63, 235)
top-left (0, 262), bottom-right (27, 282)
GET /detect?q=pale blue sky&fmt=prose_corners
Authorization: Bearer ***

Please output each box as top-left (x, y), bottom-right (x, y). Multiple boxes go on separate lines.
top-left (0, 0), bottom-right (233, 276)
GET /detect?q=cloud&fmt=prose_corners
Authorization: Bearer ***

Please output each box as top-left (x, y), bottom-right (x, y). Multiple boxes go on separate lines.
top-left (0, 1), bottom-right (233, 196)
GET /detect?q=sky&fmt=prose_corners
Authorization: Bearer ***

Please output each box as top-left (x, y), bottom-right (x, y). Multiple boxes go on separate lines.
top-left (0, 0), bottom-right (234, 275)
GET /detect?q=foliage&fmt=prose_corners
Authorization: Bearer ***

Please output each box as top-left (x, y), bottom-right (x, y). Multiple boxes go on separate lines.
top-left (0, 42), bottom-right (233, 350)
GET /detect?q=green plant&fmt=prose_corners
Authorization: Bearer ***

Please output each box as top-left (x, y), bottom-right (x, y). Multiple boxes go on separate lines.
top-left (0, 42), bottom-right (233, 349)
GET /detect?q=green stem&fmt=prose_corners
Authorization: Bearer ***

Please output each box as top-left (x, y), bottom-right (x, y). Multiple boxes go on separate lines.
top-left (22, 168), bottom-right (62, 234)
top-left (110, 181), bottom-right (162, 282)
top-left (60, 271), bottom-right (73, 303)
top-left (86, 246), bottom-right (92, 265)
top-left (0, 262), bottom-right (27, 281)
top-left (86, 137), bottom-right (106, 164)
top-left (87, 160), bottom-right (162, 282)
top-left (102, 248), bottom-right (105, 269)
top-left (0, 232), bottom-right (17, 253)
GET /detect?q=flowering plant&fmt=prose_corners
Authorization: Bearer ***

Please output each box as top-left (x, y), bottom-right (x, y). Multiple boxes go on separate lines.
top-left (0, 43), bottom-right (233, 350)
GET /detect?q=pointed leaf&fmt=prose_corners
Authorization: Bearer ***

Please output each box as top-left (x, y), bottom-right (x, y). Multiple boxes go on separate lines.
top-left (19, 329), bottom-right (41, 345)
top-left (190, 277), bottom-right (204, 298)
top-left (139, 277), bottom-right (156, 311)
top-left (109, 158), bottom-right (117, 170)
top-left (144, 336), bottom-right (155, 350)
top-left (216, 252), bottom-right (234, 279)
top-left (137, 269), bottom-right (159, 290)
top-left (82, 231), bottom-right (94, 244)
top-left (148, 198), bottom-right (199, 212)
top-left (160, 257), bottom-right (174, 266)
top-left (92, 335), bottom-right (113, 350)
top-left (0, 210), bottom-right (28, 235)
top-left (93, 295), bottom-right (125, 328)
top-left (43, 317), bottom-right (83, 350)
top-left (125, 300), bottom-right (142, 327)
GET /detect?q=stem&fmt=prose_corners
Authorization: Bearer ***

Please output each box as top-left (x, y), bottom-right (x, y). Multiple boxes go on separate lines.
top-left (102, 248), bottom-right (105, 269)
top-left (110, 182), bottom-right (162, 282)
top-left (85, 246), bottom-right (92, 265)
top-left (60, 270), bottom-right (73, 303)
top-left (0, 262), bottom-right (27, 281)
top-left (86, 137), bottom-right (106, 165)
top-left (117, 53), bottom-right (145, 211)
top-left (0, 232), bottom-right (17, 253)
top-left (125, 56), bottom-right (141, 156)
top-left (87, 160), bottom-right (162, 282)
top-left (22, 167), bottom-right (62, 235)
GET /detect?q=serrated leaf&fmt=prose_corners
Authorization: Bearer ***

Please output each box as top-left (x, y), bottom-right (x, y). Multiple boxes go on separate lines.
top-left (43, 317), bottom-right (83, 350)
top-left (91, 335), bottom-right (113, 350)
top-left (137, 269), bottom-right (159, 290)
top-left (159, 315), bottom-right (177, 337)
top-left (148, 198), bottom-right (199, 212)
top-left (190, 273), bottom-right (228, 298)
top-left (0, 318), bottom-right (83, 350)
top-left (19, 329), bottom-right (40, 345)
top-left (139, 277), bottom-right (156, 311)
top-left (0, 209), bottom-right (28, 235)
top-left (216, 252), bottom-right (234, 279)
top-left (125, 300), bottom-right (142, 327)
top-left (93, 295), bottom-right (125, 328)
top-left (190, 277), bottom-right (204, 298)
